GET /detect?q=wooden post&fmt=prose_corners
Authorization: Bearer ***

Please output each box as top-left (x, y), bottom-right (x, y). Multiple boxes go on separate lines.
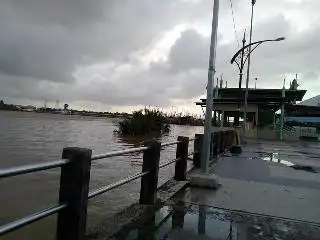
top-left (209, 133), bottom-right (212, 160)
top-left (222, 131), bottom-right (226, 152)
top-left (216, 131), bottom-right (221, 154)
top-left (172, 202), bottom-right (185, 229)
top-left (229, 130), bottom-right (234, 147)
top-left (212, 133), bottom-right (218, 157)
top-left (193, 134), bottom-right (203, 168)
top-left (138, 214), bottom-right (156, 240)
top-left (139, 140), bottom-right (161, 205)
top-left (57, 147), bottom-right (92, 240)
top-left (226, 131), bottom-right (230, 149)
top-left (220, 131), bottom-right (225, 153)
top-left (174, 136), bottom-right (189, 181)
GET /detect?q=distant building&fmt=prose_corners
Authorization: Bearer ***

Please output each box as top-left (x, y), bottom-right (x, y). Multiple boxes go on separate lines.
top-left (298, 95), bottom-right (320, 107)
top-left (285, 104), bottom-right (320, 124)
top-left (19, 105), bottom-right (37, 112)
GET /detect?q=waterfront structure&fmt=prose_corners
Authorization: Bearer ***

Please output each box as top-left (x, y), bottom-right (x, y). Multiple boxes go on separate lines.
top-left (196, 85), bottom-right (307, 139)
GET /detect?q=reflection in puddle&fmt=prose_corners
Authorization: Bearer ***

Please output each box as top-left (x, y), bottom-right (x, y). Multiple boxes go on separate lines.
top-left (252, 152), bottom-right (295, 167)
top-left (117, 204), bottom-right (233, 240)
top-left (260, 152), bottom-right (295, 167)
top-left (113, 204), bottom-right (320, 240)
top-left (253, 152), bottom-right (318, 173)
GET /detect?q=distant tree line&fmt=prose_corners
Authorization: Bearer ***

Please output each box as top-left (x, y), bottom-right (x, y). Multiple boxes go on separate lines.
top-left (0, 100), bottom-right (20, 111)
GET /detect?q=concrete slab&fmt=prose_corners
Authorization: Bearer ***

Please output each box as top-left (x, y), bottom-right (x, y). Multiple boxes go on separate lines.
top-left (190, 173), bottom-right (219, 189)
top-left (174, 139), bottom-right (320, 224)
top-left (87, 139), bottom-right (320, 239)
top-left (212, 139), bottom-right (320, 190)
top-left (269, 165), bottom-right (320, 183)
top-left (105, 203), bottom-right (320, 240)
top-left (175, 177), bottom-right (320, 223)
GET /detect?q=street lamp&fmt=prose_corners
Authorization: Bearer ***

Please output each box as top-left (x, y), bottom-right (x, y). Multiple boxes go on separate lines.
top-left (244, 0), bottom-right (257, 129)
top-left (230, 37), bottom-right (285, 65)
top-left (230, 37), bottom-right (285, 126)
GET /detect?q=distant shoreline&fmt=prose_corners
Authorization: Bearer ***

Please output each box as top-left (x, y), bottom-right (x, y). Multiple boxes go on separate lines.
top-left (0, 109), bottom-right (204, 126)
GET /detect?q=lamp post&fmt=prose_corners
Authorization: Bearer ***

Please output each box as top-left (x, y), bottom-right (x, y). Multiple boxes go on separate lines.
top-left (243, 0), bottom-right (256, 130)
top-left (234, 31), bottom-right (246, 126)
top-left (202, 0), bottom-right (220, 173)
top-left (230, 37), bottom-right (285, 127)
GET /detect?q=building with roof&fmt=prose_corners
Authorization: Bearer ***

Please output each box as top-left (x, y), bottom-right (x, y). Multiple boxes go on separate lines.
top-left (195, 80), bottom-right (320, 140)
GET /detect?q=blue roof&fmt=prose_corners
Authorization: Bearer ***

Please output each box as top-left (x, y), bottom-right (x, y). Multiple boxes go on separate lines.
top-left (285, 116), bottom-right (320, 123)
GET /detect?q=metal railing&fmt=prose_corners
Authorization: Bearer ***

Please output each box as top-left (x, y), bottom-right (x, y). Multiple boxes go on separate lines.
top-left (0, 129), bottom-right (237, 239)
top-left (0, 159), bottom-right (69, 178)
top-left (0, 136), bottom-right (197, 239)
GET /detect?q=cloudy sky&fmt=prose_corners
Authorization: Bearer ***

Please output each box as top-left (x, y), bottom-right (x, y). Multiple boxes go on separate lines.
top-left (0, 0), bottom-right (319, 114)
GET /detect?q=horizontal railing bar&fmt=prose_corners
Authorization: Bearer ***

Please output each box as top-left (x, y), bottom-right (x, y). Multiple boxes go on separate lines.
top-left (159, 158), bottom-right (180, 169)
top-left (91, 147), bottom-right (149, 161)
top-left (0, 203), bottom-right (67, 236)
top-left (161, 138), bottom-right (197, 147)
top-left (88, 171), bottom-right (149, 199)
top-left (0, 159), bottom-right (69, 179)
top-left (161, 141), bottom-right (180, 147)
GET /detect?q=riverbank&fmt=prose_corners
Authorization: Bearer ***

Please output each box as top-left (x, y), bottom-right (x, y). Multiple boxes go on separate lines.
top-left (0, 108), bottom-right (204, 126)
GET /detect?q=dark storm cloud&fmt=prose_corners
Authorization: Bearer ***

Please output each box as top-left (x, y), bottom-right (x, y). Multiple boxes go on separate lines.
top-left (0, 0), bottom-right (319, 108)
top-left (156, 13), bottom-right (320, 100)
top-left (0, 0), bottom-right (200, 83)
top-left (168, 30), bottom-right (209, 72)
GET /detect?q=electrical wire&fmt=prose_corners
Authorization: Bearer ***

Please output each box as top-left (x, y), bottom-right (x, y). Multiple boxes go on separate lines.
top-left (228, 0), bottom-right (240, 48)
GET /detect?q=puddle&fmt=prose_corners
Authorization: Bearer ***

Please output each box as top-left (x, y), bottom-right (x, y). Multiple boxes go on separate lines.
top-left (291, 165), bottom-right (317, 173)
top-left (111, 204), bottom-right (320, 240)
top-left (116, 205), bottom-right (232, 240)
top-left (255, 152), bottom-right (295, 167)
top-left (252, 152), bottom-right (318, 173)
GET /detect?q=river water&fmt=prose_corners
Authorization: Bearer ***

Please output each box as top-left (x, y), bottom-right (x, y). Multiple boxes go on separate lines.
top-left (0, 111), bottom-right (203, 240)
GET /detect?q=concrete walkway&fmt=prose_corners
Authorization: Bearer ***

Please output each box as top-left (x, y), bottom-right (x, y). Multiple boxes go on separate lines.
top-left (87, 140), bottom-right (320, 239)
top-left (175, 139), bottom-right (320, 223)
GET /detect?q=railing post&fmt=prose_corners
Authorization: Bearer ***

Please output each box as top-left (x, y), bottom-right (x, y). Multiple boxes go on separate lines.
top-left (226, 131), bottom-right (229, 149)
top-left (220, 131), bottom-right (224, 154)
top-left (139, 140), bottom-right (161, 205)
top-left (216, 131), bottom-right (221, 155)
top-left (57, 147), bottom-right (92, 240)
top-left (174, 136), bottom-right (189, 181)
top-left (212, 133), bottom-right (218, 158)
top-left (193, 134), bottom-right (203, 168)
top-left (210, 132), bottom-right (214, 160)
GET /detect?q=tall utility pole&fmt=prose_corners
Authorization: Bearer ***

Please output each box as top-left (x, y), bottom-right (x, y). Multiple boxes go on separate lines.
top-left (280, 79), bottom-right (285, 140)
top-left (234, 31), bottom-right (246, 126)
top-left (243, 0), bottom-right (257, 130)
top-left (202, 0), bottom-right (220, 173)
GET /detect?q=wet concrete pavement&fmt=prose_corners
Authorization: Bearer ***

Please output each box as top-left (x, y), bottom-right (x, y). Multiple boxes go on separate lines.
top-left (108, 203), bottom-right (320, 240)
top-left (174, 139), bottom-right (320, 224)
top-left (213, 140), bottom-right (320, 190)
top-left (90, 140), bottom-right (320, 239)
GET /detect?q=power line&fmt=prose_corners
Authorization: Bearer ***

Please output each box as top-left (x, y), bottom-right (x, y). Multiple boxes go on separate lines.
top-left (228, 0), bottom-right (240, 48)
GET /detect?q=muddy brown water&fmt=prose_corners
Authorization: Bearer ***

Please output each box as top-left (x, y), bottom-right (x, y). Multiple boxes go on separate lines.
top-left (0, 111), bottom-right (203, 240)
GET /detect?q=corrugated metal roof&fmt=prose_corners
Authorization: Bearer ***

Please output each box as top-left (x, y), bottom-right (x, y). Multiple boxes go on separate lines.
top-left (299, 95), bottom-right (320, 107)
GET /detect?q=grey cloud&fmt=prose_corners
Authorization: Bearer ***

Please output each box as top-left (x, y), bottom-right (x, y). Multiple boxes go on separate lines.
top-left (1, 0), bottom-right (320, 109)
top-left (168, 30), bottom-right (209, 72)
top-left (0, 0), bottom-right (203, 83)
top-left (2, 0), bottom-right (108, 26)
top-left (163, 13), bottom-right (320, 97)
